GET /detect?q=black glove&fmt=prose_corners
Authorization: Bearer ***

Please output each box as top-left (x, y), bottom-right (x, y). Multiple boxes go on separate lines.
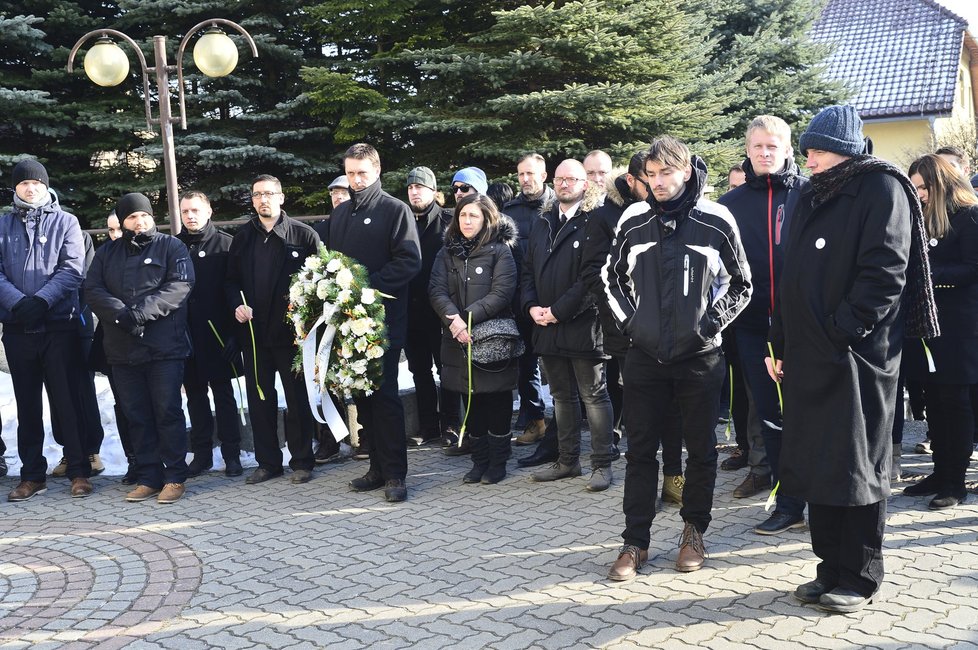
top-left (221, 336), bottom-right (241, 365)
top-left (12, 296), bottom-right (48, 325)
top-left (114, 308), bottom-right (142, 336)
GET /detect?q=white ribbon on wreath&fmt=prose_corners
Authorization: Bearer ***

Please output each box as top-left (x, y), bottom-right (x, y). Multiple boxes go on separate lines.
top-left (301, 303), bottom-right (349, 442)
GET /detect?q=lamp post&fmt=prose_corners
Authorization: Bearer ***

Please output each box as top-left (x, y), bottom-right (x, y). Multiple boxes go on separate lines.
top-left (67, 20), bottom-right (258, 234)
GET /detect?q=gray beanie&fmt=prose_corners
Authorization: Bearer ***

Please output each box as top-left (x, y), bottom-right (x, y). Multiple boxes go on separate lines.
top-left (406, 166), bottom-right (437, 191)
top-left (12, 159), bottom-right (49, 188)
top-left (115, 193), bottom-right (154, 220)
top-left (799, 105), bottom-right (865, 157)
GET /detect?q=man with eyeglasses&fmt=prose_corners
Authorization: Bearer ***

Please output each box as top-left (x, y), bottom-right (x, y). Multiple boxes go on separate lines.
top-left (226, 174), bottom-right (321, 486)
top-left (504, 153), bottom-right (555, 461)
top-left (523, 158), bottom-right (616, 492)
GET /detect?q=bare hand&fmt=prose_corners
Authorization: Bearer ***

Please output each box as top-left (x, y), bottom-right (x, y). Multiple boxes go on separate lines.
top-left (235, 304), bottom-right (253, 323)
top-left (529, 306), bottom-right (550, 326)
top-left (540, 307), bottom-right (559, 324)
top-left (765, 357), bottom-right (783, 384)
top-left (446, 313), bottom-right (470, 343)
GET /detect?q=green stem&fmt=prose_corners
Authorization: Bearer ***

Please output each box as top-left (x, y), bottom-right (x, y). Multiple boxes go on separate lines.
top-left (458, 312), bottom-right (473, 446)
top-left (767, 341), bottom-right (783, 413)
top-left (208, 319), bottom-right (247, 423)
top-left (240, 291), bottom-right (265, 401)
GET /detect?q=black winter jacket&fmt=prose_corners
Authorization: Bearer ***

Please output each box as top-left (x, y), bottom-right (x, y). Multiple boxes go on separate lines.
top-left (429, 217), bottom-right (519, 394)
top-left (522, 193), bottom-right (605, 359)
top-left (85, 230), bottom-right (194, 365)
top-left (323, 180), bottom-right (421, 348)
top-left (177, 220), bottom-right (240, 380)
top-left (602, 157), bottom-right (752, 363)
top-left (718, 158), bottom-right (807, 331)
top-left (408, 201), bottom-right (452, 332)
top-left (225, 212), bottom-right (320, 347)
top-left (503, 186), bottom-right (557, 256)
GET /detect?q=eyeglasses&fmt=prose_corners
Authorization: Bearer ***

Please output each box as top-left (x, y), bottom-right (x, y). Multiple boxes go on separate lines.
top-left (453, 184), bottom-right (474, 193)
top-left (553, 177), bottom-right (585, 186)
top-left (251, 191), bottom-right (281, 199)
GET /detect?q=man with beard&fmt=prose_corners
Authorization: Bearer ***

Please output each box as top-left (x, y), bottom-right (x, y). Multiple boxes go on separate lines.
top-left (524, 159), bottom-right (616, 492)
top-left (177, 191), bottom-right (243, 478)
top-left (603, 136), bottom-right (751, 576)
top-left (1, 159), bottom-right (90, 500)
top-left (403, 166), bottom-right (459, 447)
top-left (227, 175), bottom-right (320, 485)
top-left (324, 143), bottom-right (421, 502)
top-left (717, 116), bottom-right (809, 532)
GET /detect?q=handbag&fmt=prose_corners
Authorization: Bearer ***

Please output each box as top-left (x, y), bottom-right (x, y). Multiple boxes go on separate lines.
top-left (468, 317), bottom-right (525, 365)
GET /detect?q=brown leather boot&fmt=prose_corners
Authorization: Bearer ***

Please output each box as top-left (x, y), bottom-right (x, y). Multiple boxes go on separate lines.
top-left (676, 522), bottom-right (707, 572)
top-left (608, 545), bottom-right (649, 581)
top-left (733, 472), bottom-right (772, 498)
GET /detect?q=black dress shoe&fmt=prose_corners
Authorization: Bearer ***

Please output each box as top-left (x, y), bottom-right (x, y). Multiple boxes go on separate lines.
top-left (818, 587), bottom-right (874, 613)
top-left (350, 470), bottom-right (384, 492)
top-left (517, 442), bottom-right (558, 468)
top-left (121, 464), bottom-right (139, 485)
top-left (224, 457), bottom-right (243, 477)
top-left (928, 491), bottom-right (966, 510)
top-left (903, 473), bottom-right (940, 496)
top-left (794, 578), bottom-right (835, 604)
top-left (245, 468), bottom-right (284, 484)
top-left (291, 469), bottom-right (313, 484)
top-left (384, 479), bottom-right (407, 502)
top-left (187, 456), bottom-right (213, 478)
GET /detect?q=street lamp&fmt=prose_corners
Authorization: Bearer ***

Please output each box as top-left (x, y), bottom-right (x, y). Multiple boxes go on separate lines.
top-left (67, 20), bottom-right (258, 234)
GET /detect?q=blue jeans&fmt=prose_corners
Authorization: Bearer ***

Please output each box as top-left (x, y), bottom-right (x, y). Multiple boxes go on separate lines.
top-left (540, 355), bottom-right (615, 468)
top-left (113, 359), bottom-right (188, 487)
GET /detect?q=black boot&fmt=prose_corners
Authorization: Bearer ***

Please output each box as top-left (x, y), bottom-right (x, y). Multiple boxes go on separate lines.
top-left (463, 435), bottom-right (489, 484)
top-left (121, 454), bottom-right (138, 485)
top-left (187, 451), bottom-right (213, 477)
top-left (517, 419), bottom-right (558, 468)
top-left (482, 432), bottom-right (512, 484)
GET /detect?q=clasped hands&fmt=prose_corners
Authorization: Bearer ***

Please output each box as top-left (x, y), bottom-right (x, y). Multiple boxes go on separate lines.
top-left (446, 314), bottom-right (472, 344)
top-left (529, 306), bottom-right (558, 327)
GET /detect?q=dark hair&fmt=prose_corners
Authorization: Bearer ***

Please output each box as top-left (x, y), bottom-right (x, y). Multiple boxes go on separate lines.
top-left (252, 174), bottom-right (281, 190)
top-left (344, 143), bottom-right (381, 168)
top-left (446, 194), bottom-right (500, 252)
top-left (485, 182), bottom-right (513, 211)
top-left (935, 145), bottom-right (968, 165)
top-left (729, 163), bottom-right (744, 174)
top-left (627, 151), bottom-right (647, 177)
top-left (179, 190), bottom-right (211, 205)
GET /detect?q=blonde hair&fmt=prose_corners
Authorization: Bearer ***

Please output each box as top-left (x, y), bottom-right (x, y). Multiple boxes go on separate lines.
top-left (909, 154), bottom-right (978, 239)
top-left (745, 115), bottom-right (791, 143)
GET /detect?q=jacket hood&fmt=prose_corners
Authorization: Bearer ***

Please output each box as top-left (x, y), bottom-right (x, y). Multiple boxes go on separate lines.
top-left (495, 214), bottom-right (519, 247)
top-left (539, 182), bottom-right (603, 216)
top-left (742, 157), bottom-right (802, 190)
top-left (648, 155), bottom-right (708, 216)
top-left (605, 171), bottom-right (631, 209)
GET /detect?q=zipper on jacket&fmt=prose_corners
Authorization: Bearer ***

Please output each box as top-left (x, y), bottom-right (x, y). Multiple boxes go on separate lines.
top-left (683, 254), bottom-right (690, 297)
top-left (767, 177), bottom-right (775, 321)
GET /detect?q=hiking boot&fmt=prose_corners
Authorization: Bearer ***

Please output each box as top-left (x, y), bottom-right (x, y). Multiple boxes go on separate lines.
top-left (157, 483), bottom-right (185, 504)
top-left (608, 545), bottom-right (648, 581)
top-left (89, 454), bottom-right (104, 476)
top-left (733, 472), bottom-right (772, 498)
top-left (50, 456), bottom-right (68, 478)
top-left (531, 461), bottom-right (582, 482)
top-left (515, 419), bottom-right (546, 445)
top-left (661, 474), bottom-right (684, 506)
top-left (125, 485), bottom-right (161, 502)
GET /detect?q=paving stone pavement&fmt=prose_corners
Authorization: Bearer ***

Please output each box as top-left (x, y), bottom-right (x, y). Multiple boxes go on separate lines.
top-left (0, 420), bottom-right (976, 649)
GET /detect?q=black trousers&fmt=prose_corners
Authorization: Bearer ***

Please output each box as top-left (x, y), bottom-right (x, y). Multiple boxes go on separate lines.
top-left (184, 361), bottom-right (242, 461)
top-left (405, 325), bottom-right (460, 435)
top-left (3, 329), bottom-right (90, 481)
top-left (354, 347), bottom-right (408, 481)
top-left (622, 348), bottom-right (724, 548)
top-left (50, 334), bottom-right (104, 456)
top-left (808, 500), bottom-right (886, 597)
top-left (243, 343), bottom-right (314, 472)
top-left (924, 382), bottom-right (974, 494)
top-left (106, 370), bottom-right (133, 458)
top-left (467, 390), bottom-right (513, 439)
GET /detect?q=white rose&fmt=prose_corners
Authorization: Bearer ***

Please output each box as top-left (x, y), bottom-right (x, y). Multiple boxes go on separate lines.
top-left (326, 257), bottom-right (342, 273)
top-left (360, 288), bottom-right (376, 305)
top-left (336, 267), bottom-right (355, 290)
top-left (337, 289), bottom-right (353, 304)
top-left (316, 279), bottom-right (330, 300)
top-left (366, 345), bottom-right (384, 359)
top-left (341, 343), bottom-right (353, 358)
top-left (353, 305), bottom-right (367, 317)
top-left (339, 321), bottom-right (351, 336)
top-left (352, 359), bottom-right (368, 375)
top-left (304, 256), bottom-right (322, 271)
top-left (289, 284), bottom-right (302, 302)
top-left (349, 319), bottom-right (371, 337)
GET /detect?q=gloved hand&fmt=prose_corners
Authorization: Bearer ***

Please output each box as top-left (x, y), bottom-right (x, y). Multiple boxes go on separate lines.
top-left (114, 308), bottom-right (143, 336)
top-left (221, 336), bottom-right (241, 365)
top-left (12, 296), bottom-right (48, 326)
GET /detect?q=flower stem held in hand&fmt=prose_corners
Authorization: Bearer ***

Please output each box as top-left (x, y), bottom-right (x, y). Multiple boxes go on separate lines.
top-left (767, 341), bottom-right (783, 413)
top-left (208, 319), bottom-right (247, 424)
top-left (240, 291), bottom-right (265, 401)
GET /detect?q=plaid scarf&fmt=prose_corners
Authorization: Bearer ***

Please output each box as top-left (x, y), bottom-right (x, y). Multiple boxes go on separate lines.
top-left (810, 155), bottom-right (939, 339)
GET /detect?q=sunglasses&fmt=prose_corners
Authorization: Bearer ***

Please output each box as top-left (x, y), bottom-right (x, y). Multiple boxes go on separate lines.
top-left (453, 184), bottom-right (474, 193)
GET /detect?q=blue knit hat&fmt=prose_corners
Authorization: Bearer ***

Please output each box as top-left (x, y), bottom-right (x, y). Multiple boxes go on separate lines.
top-left (799, 105), bottom-right (865, 157)
top-left (451, 167), bottom-right (488, 194)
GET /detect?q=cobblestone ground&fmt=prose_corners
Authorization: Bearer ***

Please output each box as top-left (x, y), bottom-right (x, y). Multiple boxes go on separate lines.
top-left (0, 420), bottom-right (975, 649)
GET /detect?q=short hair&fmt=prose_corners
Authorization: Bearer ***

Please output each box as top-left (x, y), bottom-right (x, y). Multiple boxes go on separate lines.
top-left (729, 163), bottom-right (744, 174)
top-left (627, 150), bottom-right (647, 177)
top-left (486, 182), bottom-right (513, 211)
top-left (935, 145), bottom-right (968, 164)
top-left (517, 152), bottom-right (546, 167)
top-left (646, 136), bottom-right (691, 170)
top-left (252, 174), bottom-right (282, 190)
top-left (745, 115), bottom-right (791, 143)
top-left (179, 190), bottom-right (210, 205)
top-left (446, 194), bottom-right (501, 253)
top-left (344, 143), bottom-right (381, 168)
top-left (584, 150), bottom-right (612, 164)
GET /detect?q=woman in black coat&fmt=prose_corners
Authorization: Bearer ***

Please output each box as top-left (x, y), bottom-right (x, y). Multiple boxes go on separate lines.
top-left (429, 194), bottom-right (519, 484)
top-left (903, 154), bottom-right (978, 509)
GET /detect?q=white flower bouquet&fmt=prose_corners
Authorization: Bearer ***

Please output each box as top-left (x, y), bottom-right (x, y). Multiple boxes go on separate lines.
top-left (287, 246), bottom-right (388, 399)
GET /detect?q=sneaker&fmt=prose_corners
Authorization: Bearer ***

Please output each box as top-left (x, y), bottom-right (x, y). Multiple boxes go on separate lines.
top-left (89, 454), bottom-right (105, 476)
top-left (125, 485), bottom-right (161, 502)
top-left (585, 466), bottom-right (613, 492)
top-left (514, 419), bottom-right (546, 446)
top-left (8, 480), bottom-right (47, 502)
top-left (914, 438), bottom-right (932, 454)
top-left (531, 461), bottom-right (583, 482)
top-left (676, 522), bottom-right (707, 572)
top-left (607, 544), bottom-right (648, 581)
top-left (157, 483), bottom-right (185, 504)
top-left (50, 456), bottom-right (68, 478)
top-left (754, 511), bottom-right (806, 535)
top-left (720, 448), bottom-right (748, 471)
top-left (733, 472), bottom-right (772, 498)
top-left (661, 474), bottom-right (684, 506)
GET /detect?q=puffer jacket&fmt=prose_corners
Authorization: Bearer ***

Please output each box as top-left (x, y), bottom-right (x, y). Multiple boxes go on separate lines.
top-left (429, 216), bottom-right (519, 394)
top-left (522, 189), bottom-right (605, 359)
top-left (602, 157), bottom-right (752, 363)
top-left (0, 192), bottom-right (84, 330)
top-left (718, 158), bottom-right (807, 331)
top-left (85, 229), bottom-right (195, 365)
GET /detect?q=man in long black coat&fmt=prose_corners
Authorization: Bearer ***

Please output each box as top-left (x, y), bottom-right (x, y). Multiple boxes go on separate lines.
top-left (177, 191), bottom-right (242, 478)
top-left (768, 105), bottom-right (933, 613)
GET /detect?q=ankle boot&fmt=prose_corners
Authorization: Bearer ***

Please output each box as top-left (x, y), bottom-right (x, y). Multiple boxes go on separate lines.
top-left (463, 435), bottom-right (490, 484)
top-left (482, 432), bottom-right (512, 484)
top-left (121, 454), bottom-right (138, 485)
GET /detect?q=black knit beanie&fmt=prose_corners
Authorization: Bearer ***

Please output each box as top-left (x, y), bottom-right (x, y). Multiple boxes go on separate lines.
top-left (799, 105), bottom-right (865, 157)
top-left (11, 159), bottom-right (49, 188)
top-left (115, 193), bottom-right (154, 220)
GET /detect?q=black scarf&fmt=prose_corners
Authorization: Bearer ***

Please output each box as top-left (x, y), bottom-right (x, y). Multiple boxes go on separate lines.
top-left (810, 155), bottom-right (939, 339)
top-left (124, 226), bottom-right (157, 253)
top-left (445, 233), bottom-right (480, 259)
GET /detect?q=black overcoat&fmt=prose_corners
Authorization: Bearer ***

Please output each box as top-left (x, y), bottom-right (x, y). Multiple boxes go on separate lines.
top-left (429, 217), bottom-right (519, 394)
top-left (770, 170), bottom-right (911, 506)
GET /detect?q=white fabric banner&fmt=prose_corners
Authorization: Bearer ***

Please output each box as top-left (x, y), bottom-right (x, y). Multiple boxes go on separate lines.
top-left (301, 304), bottom-right (349, 442)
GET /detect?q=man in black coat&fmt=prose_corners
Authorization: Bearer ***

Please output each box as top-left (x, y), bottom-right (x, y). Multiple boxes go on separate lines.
top-left (718, 115), bottom-right (809, 531)
top-left (324, 143), bottom-right (422, 503)
top-left (403, 166), bottom-right (459, 446)
top-left (177, 191), bottom-right (242, 478)
top-left (523, 158), bottom-right (616, 493)
top-left (227, 175), bottom-right (320, 486)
